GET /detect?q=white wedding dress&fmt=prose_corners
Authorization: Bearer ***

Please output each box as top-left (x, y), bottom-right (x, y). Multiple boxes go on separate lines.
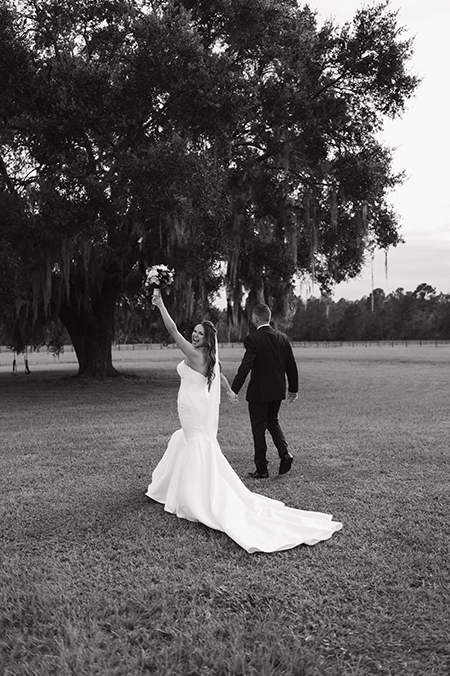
top-left (146, 360), bottom-right (342, 553)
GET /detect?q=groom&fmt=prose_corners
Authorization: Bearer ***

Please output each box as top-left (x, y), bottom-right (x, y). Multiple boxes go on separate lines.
top-left (231, 303), bottom-right (298, 479)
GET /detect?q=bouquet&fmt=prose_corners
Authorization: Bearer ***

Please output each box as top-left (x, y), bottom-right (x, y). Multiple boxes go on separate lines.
top-left (144, 264), bottom-right (175, 307)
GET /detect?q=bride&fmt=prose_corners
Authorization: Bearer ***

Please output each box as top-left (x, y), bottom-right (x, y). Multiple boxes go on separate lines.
top-left (146, 294), bottom-right (342, 553)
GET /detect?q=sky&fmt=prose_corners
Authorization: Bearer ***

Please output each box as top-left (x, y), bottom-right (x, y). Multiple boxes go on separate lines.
top-left (310, 0), bottom-right (450, 301)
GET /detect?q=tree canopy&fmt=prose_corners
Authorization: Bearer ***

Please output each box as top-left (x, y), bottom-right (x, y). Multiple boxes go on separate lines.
top-left (0, 0), bottom-right (419, 375)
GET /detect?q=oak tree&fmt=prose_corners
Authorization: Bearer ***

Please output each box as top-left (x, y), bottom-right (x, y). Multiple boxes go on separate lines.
top-left (0, 0), bottom-right (418, 375)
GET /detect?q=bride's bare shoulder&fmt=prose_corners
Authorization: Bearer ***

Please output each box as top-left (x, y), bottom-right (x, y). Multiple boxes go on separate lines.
top-left (185, 349), bottom-right (207, 376)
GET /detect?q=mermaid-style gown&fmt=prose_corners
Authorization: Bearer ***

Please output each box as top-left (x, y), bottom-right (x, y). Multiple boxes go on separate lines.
top-left (146, 361), bottom-right (342, 553)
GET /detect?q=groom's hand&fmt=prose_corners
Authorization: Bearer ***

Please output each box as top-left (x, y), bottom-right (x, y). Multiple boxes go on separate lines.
top-left (227, 391), bottom-right (239, 404)
top-left (287, 392), bottom-right (298, 403)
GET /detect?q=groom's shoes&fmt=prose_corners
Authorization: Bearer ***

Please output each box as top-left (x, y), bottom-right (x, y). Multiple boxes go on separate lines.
top-left (248, 470), bottom-right (269, 479)
top-left (279, 452), bottom-right (294, 475)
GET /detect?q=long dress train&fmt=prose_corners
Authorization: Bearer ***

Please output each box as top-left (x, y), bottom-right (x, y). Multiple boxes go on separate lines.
top-left (146, 360), bottom-right (342, 553)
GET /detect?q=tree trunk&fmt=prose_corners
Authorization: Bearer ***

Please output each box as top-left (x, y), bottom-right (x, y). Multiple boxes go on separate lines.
top-left (59, 273), bottom-right (121, 378)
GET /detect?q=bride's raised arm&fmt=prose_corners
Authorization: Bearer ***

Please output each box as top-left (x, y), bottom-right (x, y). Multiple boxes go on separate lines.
top-left (151, 294), bottom-right (203, 367)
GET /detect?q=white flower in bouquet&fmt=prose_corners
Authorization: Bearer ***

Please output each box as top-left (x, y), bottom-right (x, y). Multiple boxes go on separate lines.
top-left (145, 264), bottom-right (175, 290)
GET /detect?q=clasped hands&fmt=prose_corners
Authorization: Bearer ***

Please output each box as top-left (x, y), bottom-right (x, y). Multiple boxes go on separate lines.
top-left (227, 392), bottom-right (296, 404)
top-left (227, 391), bottom-right (239, 404)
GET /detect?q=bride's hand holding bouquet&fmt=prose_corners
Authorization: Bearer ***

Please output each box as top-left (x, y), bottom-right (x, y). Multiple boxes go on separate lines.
top-left (151, 292), bottom-right (164, 310)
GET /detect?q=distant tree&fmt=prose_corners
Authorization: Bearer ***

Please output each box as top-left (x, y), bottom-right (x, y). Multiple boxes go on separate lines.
top-left (0, 0), bottom-right (418, 375)
top-left (335, 302), bottom-right (365, 341)
top-left (290, 297), bottom-right (332, 341)
top-left (413, 283), bottom-right (437, 302)
top-left (408, 284), bottom-right (440, 339)
top-left (358, 288), bottom-right (385, 339)
top-left (435, 294), bottom-right (450, 339)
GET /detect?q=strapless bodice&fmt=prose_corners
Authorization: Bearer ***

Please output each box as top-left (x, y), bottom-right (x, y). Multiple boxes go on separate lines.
top-left (177, 360), bottom-right (207, 381)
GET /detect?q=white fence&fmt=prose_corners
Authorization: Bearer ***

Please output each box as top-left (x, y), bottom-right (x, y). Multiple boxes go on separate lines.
top-left (2, 339), bottom-right (450, 354)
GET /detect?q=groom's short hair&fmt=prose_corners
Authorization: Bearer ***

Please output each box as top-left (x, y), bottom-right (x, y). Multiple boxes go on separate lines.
top-left (252, 303), bottom-right (271, 323)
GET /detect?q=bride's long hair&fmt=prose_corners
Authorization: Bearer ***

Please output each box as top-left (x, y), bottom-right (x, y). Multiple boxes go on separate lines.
top-left (202, 320), bottom-right (218, 390)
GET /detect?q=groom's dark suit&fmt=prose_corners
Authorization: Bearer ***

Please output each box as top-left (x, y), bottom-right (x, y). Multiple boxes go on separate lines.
top-left (231, 325), bottom-right (298, 476)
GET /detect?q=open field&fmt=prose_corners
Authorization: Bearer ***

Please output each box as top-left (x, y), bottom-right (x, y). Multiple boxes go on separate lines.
top-left (1, 345), bottom-right (449, 675)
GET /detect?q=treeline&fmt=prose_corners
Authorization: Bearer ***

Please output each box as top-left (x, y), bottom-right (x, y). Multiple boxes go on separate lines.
top-left (4, 283), bottom-right (449, 350)
top-left (288, 284), bottom-right (450, 342)
top-left (115, 283), bottom-right (450, 345)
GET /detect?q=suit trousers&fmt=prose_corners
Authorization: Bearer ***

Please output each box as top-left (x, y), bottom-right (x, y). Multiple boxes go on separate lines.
top-left (248, 400), bottom-right (289, 474)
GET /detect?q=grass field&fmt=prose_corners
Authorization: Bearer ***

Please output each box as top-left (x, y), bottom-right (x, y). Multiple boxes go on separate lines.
top-left (1, 344), bottom-right (449, 675)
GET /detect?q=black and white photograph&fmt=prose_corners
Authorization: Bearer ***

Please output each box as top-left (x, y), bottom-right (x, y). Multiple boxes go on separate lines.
top-left (1, 1), bottom-right (448, 674)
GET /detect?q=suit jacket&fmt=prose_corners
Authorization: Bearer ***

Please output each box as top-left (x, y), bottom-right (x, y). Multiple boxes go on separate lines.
top-left (231, 325), bottom-right (298, 403)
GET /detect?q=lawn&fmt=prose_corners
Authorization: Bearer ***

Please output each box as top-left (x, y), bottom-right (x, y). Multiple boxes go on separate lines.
top-left (0, 344), bottom-right (449, 675)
